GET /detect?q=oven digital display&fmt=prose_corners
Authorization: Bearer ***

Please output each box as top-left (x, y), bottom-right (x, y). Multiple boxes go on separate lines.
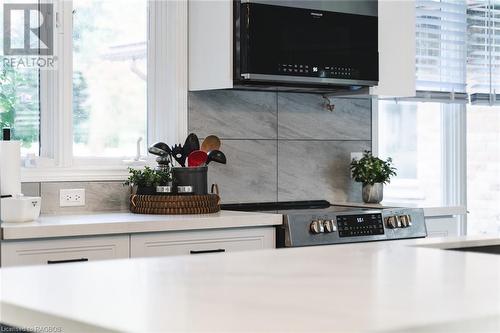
top-left (337, 213), bottom-right (384, 237)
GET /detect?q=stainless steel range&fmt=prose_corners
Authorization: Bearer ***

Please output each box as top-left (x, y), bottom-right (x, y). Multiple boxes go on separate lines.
top-left (221, 201), bottom-right (427, 248)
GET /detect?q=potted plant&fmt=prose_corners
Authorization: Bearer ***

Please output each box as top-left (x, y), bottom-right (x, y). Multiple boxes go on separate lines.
top-left (350, 151), bottom-right (397, 204)
top-left (124, 167), bottom-right (172, 195)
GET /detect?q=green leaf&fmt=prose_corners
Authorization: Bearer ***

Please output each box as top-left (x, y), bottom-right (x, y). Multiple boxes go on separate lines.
top-left (350, 150), bottom-right (397, 185)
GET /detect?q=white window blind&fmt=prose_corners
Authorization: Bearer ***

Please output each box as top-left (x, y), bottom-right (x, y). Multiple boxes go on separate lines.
top-left (416, 0), bottom-right (468, 93)
top-left (467, 0), bottom-right (500, 104)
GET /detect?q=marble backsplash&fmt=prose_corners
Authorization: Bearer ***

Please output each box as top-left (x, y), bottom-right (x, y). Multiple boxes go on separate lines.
top-left (22, 90), bottom-right (372, 214)
top-left (21, 181), bottom-right (130, 214)
top-left (189, 90), bottom-right (372, 204)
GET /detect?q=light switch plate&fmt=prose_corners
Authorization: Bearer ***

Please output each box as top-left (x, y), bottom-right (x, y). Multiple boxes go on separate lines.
top-left (59, 189), bottom-right (86, 207)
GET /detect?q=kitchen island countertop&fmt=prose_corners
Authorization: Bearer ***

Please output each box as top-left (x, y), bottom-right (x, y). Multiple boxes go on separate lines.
top-left (1, 235), bottom-right (499, 332)
top-left (0, 210), bottom-right (282, 240)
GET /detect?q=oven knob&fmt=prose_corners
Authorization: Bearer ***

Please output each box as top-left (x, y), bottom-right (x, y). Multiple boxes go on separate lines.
top-left (323, 220), bottom-right (337, 233)
top-left (330, 220), bottom-right (338, 232)
top-left (310, 220), bottom-right (322, 234)
top-left (317, 220), bottom-right (325, 233)
top-left (323, 220), bottom-right (332, 233)
top-left (399, 215), bottom-right (411, 228)
top-left (385, 216), bottom-right (397, 229)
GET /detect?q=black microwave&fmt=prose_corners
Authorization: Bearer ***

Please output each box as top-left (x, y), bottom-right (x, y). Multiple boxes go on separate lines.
top-left (233, 0), bottom-right (379, 90)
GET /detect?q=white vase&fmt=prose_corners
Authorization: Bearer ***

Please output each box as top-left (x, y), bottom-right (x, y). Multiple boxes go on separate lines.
top-left (362, 183), bottom-right (383, 204)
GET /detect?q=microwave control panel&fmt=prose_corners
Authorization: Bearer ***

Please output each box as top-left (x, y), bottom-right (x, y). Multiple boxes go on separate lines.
top-left (277, 64), bottom-right (360, 79)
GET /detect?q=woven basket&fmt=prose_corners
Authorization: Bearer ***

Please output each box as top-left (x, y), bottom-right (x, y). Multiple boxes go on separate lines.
top-left (130, 194), bottom-right (221, 215)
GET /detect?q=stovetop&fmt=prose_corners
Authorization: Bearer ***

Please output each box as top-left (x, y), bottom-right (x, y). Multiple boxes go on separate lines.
top-left (220, 200), bottom-right (332, 212)
top-left (221, 201), bottom-right (427, 247)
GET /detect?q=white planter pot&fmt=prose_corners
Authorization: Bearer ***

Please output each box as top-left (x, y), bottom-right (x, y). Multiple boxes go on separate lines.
top-left (362, 183), bottom-right (383, 204)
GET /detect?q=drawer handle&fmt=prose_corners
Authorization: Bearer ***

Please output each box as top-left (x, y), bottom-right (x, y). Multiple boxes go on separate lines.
top-left (190, 249), bottom-right (225, 255)
top-left (47, 258), bottom-right (89, 264)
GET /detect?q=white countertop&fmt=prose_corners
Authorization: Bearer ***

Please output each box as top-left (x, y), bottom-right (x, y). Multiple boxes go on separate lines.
top-left (0, 211), bottom-right (282, 240)
top-left (0, 202), bottom-right (463, 241)
top-left (1, 235), bottom-right (499, 332)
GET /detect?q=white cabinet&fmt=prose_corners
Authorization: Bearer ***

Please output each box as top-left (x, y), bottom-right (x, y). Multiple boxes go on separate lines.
top-left (131, 227), bottom-right (275, 258)
top-left (425, 216), bottom-right (462, 238)
top-left (189, 0), bottom-right (233, 91)
top-left (188, 0), bottom-right (416, 97)
top-left (0, 227), bottom-right (276, 266)
top-left (369, 0), bottom-right (415, 97)
top-left (422, 206), bottom-right (466, 238)
top-left (1, 235), bottom-right (129, 267)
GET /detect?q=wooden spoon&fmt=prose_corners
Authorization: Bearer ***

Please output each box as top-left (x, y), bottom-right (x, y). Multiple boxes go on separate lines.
top-left (201, 135), bottom-right (221, 153)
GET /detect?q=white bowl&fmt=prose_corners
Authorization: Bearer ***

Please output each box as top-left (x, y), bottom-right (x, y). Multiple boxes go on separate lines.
top-left (1, 196), bottom-right (41, 223)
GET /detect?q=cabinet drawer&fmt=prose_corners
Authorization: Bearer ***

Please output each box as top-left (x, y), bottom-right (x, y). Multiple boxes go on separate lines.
top-left (1, 235), bottom-right (129, 267)
top-left (131, 227), bottom-right (275, 258)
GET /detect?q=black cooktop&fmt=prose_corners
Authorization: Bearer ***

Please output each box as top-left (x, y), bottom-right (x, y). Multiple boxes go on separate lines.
top-left (220, 200), bottom-right (331, 212)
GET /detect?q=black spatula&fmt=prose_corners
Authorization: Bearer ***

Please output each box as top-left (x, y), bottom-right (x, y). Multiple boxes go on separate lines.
top-left (183, 133), bottom-right (200, 158)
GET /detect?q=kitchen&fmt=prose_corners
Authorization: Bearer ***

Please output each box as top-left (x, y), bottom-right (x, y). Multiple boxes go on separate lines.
top-left (0, 0), bottom-right (499, 332)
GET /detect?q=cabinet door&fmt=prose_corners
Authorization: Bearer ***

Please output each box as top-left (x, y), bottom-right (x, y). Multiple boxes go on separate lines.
top-left (1, 235), bottom-right (129, 267)
top-left (370, 0), bottom-right (416, 97)
top-left (425, 216), bottom-right (461, 238)
top-left (131, 227), bottom-right (275, 258)
top-left (189, 0), bottom-right (233, 91)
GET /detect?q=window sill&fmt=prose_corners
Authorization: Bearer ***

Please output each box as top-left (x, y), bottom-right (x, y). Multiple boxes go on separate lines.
top-left (21, 166), bottom-right (132, 183)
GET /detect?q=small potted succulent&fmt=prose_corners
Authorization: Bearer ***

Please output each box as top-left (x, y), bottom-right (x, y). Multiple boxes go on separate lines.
top-left (350, 151), bottom-right (397, 204)
top-left (124, 166), bottom-right (172, 195)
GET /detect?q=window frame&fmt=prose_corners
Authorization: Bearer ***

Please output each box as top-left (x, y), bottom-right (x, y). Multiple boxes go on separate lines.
top-left (372, 96), bottom-right (468, 234)
top-left (20, 0), bottom-right (188, 182)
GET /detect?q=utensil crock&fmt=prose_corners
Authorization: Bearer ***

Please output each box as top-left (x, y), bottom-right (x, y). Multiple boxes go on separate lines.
top-left (172, 167), bottom-right (208, 195)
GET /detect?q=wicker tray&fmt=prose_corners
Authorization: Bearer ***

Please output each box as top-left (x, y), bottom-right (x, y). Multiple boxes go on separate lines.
top-left (130, 194), bottom-right (221, 215)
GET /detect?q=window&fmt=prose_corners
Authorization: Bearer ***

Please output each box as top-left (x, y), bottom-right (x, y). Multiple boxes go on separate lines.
top-left (378, 0), bottom-right (500, 235)
top-left (414, 0), bottom-right (467, 92)
top-left (378, 101), bottom-right (444, 206)
top-left (378, 0), bottom-right (467, 208)
top-left (0, 4), bottom-right (40, 157)
top-left (72, 0), bottom-right (147, 157)
top-left (467, 0), bottom-right (500, 100)
top-left (466, 0), bottom-right (500, 234)
top-left (467, 105), bottom-right (500, 234)
top-left (0, 0), bottom-right (187, 180)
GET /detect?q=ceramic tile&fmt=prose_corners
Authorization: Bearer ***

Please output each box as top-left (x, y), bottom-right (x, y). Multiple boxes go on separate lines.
top-left (207, 139), bottom-right (277, 203)
top-left (41, 182), bottom-right (131, 214)
top-left (21, 183), bottom-right (40, 197)
top-left (189, 90), bottom-right (277, 139)
top-left (34, 91), bottom-right (373, 212)
top-left (278, 93), bottom-right (371, 140)
top-left (278, 140), bottom-right (371, 203)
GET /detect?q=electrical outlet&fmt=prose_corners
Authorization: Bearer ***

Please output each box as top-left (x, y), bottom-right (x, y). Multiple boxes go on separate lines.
top-left (59, 189), bottom-right (86, 207)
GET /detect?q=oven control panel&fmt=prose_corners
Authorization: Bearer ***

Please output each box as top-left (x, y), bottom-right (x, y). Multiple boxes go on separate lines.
top-left (337, 213), bottom-right (384, 237)
top-left (279, 207), bottom-right (427, 247)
